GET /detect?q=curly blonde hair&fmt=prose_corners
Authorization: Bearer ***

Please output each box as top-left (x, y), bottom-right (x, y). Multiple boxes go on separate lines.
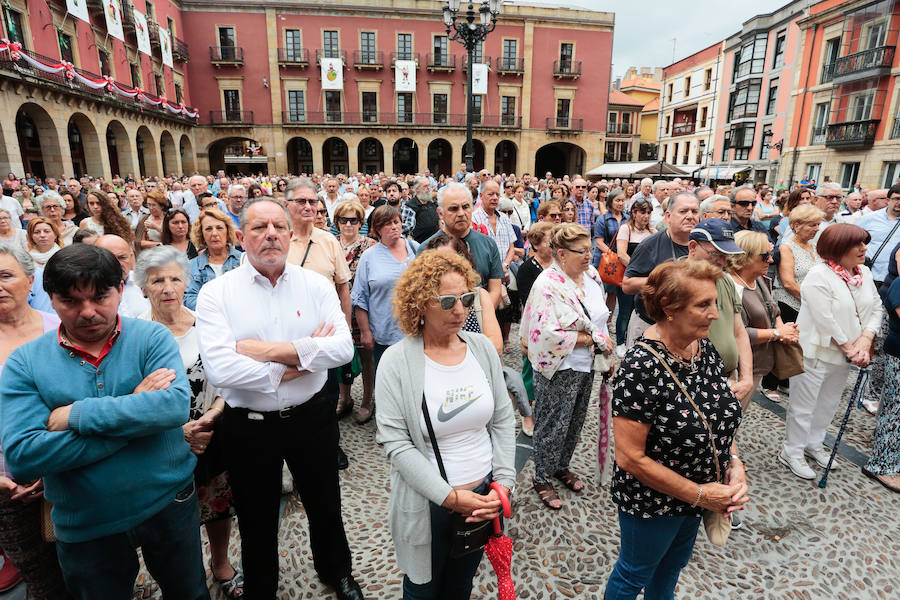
top-left (190, 208), bottom-right (238, 250)
top-left (392, 250), bottom-right (480, 336)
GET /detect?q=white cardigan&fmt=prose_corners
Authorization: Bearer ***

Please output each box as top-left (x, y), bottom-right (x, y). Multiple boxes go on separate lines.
top-left (797, 264), bottom-right (883, 365)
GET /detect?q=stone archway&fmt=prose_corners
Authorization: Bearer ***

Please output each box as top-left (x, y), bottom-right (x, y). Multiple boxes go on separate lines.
top-left (106, 120), bottom-right (135, 178)
top-left (534, 142), bottom-right (586, 179)
top-left (427, 138), bottom-right (452, 177)
top-left (392, 138), bottom-right (418, 175)
top-left (322, 137), bottom-right (349, 175)
top-left (286, 137), bottom-right (314, 175)
top-left (159, 130), bottom-right (178, 176)
top-left (357, 137), bottom-right (384, 175)
top-left (67, 113), bottom-right (103, 179)
top-left (15, 103), bottom-right (63, 179)
top-left (179, 134), bottom-right (196, 174)
top-left (207, 137), bottom-right (267, 176)
top-left (460, 139), bottom-right (485, 172)
top-left (494, 140), bottom-right (517, 175)
top-left (135, 126), bottom-right (160, 178)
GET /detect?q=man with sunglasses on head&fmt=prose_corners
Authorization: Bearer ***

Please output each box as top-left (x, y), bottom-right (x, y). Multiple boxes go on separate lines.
top-left (729, 186), bottom-right (768, 235)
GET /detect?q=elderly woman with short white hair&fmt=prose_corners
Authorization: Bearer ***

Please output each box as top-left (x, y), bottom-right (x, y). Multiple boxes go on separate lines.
top-left (37, 191), bottom-right (78, 246)
top-left (134, 246), bottom-right (243, 599)
top-left (0, 208), bottom-right (27, 251)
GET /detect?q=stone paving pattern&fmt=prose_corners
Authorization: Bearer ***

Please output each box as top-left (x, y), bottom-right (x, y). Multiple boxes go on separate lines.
top-left (120, 324), bottom-right (898, 599)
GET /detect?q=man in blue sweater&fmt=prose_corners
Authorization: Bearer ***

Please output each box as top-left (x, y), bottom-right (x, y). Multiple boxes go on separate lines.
top-left (0, 244), bottom-right (207, 599)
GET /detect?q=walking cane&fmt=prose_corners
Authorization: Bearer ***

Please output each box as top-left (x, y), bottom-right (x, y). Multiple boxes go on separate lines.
top-left (818, 365), bottom-right (870, 489)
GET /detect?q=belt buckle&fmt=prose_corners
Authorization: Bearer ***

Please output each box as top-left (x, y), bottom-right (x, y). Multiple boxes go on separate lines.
top-left (278, 405), bottom-right (293, 419)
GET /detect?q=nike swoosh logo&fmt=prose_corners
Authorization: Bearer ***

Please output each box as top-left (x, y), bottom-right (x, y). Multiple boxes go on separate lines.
top-left (437, 394), bottom-right (481, 422)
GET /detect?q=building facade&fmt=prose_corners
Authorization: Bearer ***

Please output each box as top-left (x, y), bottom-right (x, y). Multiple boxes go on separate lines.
top-left (780, 0), bottom-right (900, 189)
top-left (605, 89), bottom-right (642, 162)
top-left (657, 41), bottom-right (725, 178)
top-left (707, 2), bottom-right (808, 185)
top-left (618, 75), bottom-right (661, 160)
top-left (0, 0), bottom-right (198, 180)
top-left (180, 0), bottom-right (614, 177)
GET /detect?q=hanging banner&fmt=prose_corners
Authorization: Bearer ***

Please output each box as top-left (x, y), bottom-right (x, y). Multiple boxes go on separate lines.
top-left (132, 9), bottom-right (152, 56)
top-left (320, 57), bottom-right (343, 90)
top-left (104, 0), bottom-right (125, 42)
top-left (159, 27), bottom-right (174, 68)
top-left (394, 59), bottom-right (416, 92)
top-left (472, 63), bottom-right (488, 95)
top-left (66, 0), bottom-right (90, 24)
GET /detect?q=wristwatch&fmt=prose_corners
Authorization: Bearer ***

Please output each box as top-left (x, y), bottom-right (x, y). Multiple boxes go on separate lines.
top-left (772, 329), bottom-right (780, 341)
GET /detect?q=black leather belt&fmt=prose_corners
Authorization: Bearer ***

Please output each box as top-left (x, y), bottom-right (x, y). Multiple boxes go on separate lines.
top-left (226, 388), bottom-right (327, 420)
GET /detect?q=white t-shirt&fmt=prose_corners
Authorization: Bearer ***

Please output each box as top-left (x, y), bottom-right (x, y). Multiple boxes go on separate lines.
top-left (560, 273), bottom-right (610, 373)
top-left (419, 346), bottom-right (494, 486)
top-left (210, 262), bottom-right (224, 277)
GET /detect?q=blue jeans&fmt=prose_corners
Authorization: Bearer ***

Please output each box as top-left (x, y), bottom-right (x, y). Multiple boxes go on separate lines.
top-left (402, 479), bottom-right (490, 600)
top-left (56, 481), bottom-right (209, 600)
top-left (614, 290), bottom-right (635, 347)
top-left (603, 511), bottom-right (701, 600)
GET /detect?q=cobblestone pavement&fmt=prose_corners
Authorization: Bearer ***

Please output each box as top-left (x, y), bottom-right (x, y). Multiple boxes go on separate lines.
top-left (113, 325), bottom-right (898, 599)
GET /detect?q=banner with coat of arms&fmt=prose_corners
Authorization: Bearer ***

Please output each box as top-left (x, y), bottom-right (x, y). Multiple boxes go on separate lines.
top-left (66, 0), bottom-right (90, 24)
top-left (132, 9), bottom-right (152, 56)
top-left (394, 60), bottom-right (416, 92)
top-left (159, 27), bottom-right (174, 68)
top-left (103, 0), bottom-right (125, 42)
top-left (320, 57), bottom-right (343, 90)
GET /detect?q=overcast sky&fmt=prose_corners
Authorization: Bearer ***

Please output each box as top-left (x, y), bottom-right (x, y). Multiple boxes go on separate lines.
top-left (511, 0), bottom-right (791, 80)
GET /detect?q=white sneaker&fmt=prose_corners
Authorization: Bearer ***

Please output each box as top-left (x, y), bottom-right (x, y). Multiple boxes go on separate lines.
top-left (779, 450), bottom-right (816, 480)
top-left (615, 344), bottom-right (627, 358)
top-left (805, 446), bottom-right (839, 470)
top-left (862, 398), bottom-right (880, 416)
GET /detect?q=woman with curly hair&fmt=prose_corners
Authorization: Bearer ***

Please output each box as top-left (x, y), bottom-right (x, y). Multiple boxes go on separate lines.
top-left (183, 208), bottom-right (243, 310)
top-left (376, 249), bottom-right (515, 599)
top-left (79, 190), bottom-right (133, 242)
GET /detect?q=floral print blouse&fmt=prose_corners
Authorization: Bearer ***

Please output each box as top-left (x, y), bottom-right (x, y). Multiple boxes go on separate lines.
top-left (341, 235), bottom-right (377, 286)
top-left (611, 338), bottom-right (742, 518)
top-left (520, 263), bottom-right (608, 379)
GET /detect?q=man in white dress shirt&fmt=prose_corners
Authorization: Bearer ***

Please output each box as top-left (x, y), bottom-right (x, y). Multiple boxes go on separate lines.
top-left (94, 234), bottom-right (150, 318)
top-left (196, 198), bottom-right (364, 600)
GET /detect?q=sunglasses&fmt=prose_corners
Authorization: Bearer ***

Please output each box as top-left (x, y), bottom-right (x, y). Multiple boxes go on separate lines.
top-left (547, 213), bottom-right (561, 219)
top-left (759, 252), bottom-right (772, 261)
top-left (733, 200), bottom-right (754, 207)
top-left (337, 216), bottom-right (359, 225)
top-left (316, 209), bottom-right (327, 215)
top-left (433, 292), bottom-right (477, 310)
top-left (501, 209), bottom-right (513, 215)
top-left (287, 198), bottom-right (318, 205)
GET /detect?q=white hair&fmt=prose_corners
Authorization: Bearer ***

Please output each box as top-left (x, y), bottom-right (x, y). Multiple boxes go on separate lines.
top-left (437, 181), bottom-right (473, 207)
top-left (227, 184), bottom-right (246, 196)
top-left (640, 177), bottom-right (653, 187)
top-left (133, 245), bottom-right (190, 290)
top-left (815, 181), bottom-right (843, 196)
top-left (37, 190), bottom-right (66, 210)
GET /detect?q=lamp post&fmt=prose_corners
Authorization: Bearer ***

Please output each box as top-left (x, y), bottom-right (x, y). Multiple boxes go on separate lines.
top-left (443, 0), bottom-right (501, 174)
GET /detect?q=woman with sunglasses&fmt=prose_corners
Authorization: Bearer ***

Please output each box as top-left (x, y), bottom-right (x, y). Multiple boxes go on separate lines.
top-left (521, 223), bottom-right (611, 509)
top-left (375, 249), bottom-right (515, 599)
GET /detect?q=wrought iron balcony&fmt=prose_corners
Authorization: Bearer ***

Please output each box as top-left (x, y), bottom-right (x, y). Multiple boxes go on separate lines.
top-left (173, 37), bottom-right (189, 63)
top-left (822, 62), bottom-right (836, 84)
top-left (390, 52), bottom-right (421, 67)
top-left (462, 56), bottom-right (492, 70)
top-left (495, 56), bottom-right (524, 74)
top-left (146, 19), bottom-right (160, 49)
top-left (607, 123), bottom-right (634, 136)
top-left (278, 111), bottom-right (521, 128)
top-left (833, 46), bottom-right (895, 84)
top-left (315, 49), bottom-right (347, 64)
top-left (210, 46), bottom-right (244, 66)
top-left (278, 48), bottom-right (309, 67)
top-left (553, 59), bottom-right (582, 78)
top-left (353, 50), bottom-right (384, 69)
top-left (209, 110), bottom-right (254, 124)
top-left (672, 121), bottom-right (696, 136)
top-left (825, 119), bottom-right (879, 148)
top-left (546, 117), bottom-right (583, 131)
top-left (426, 53), bottom-right (456, 72)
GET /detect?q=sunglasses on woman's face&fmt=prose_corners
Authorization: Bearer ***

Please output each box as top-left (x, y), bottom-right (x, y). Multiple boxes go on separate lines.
top-left (337, 216), bottom-right (359, 225)
top-left (433, 291), bottom-right (477, 310)
top-left (316, 209), bottom-right (327, 216)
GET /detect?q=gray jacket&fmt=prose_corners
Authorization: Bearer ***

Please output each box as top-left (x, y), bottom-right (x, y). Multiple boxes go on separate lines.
top-left (375, 331), bottom-right (516, 584)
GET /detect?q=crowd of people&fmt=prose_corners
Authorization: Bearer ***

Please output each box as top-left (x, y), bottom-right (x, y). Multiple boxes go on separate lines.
top-left (0, 165), bottom-right (897, 600)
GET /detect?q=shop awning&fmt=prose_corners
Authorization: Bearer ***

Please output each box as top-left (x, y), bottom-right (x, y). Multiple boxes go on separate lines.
top-left (585, 161), bottom-right (688, 179)
top-left (694, 166), bottom-right (751, 180)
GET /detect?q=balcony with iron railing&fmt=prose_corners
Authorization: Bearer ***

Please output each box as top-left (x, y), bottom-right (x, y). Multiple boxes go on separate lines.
top-left (553, 59), bottom-right (582, 78)
top-left (606, 123), bottom-right (634, 136)
top-left (353, 50), bottom-right (384, 69)
top-left (495, 56), bottom-right (524, 74)
top-left (462, 56), bottom-right (492, 70)
top-left (426, 53), bottom-right (456, 72)
top-left (209, 110), bottom-right (254, 125)
top-left (0, 46), bottom-right (196, 124)
top-left (825, 119), bottom-right (879, 148)
top-left (390, 51), bottom-right (421, 67)
top-left (280, 111), bottom-right (521, 127)
top-left (172, 36), bottom-right (189, 63)
top-left (604, 152), bottom-right (633, 163)
top-left (832, 46), bottom-right (895, 84)
top-left (315, 49), bottom-right (347, 64)
top-left (146, 19), bottom-right (160, 49)
top-left (672, 121), bottom-right (697, 136)
top-left (822, 62), bottom-right (836, 84)
top-left (210, 46), bottom-right (243, 66)
top-left (546, 117), bottom-right (584, 131)
top-left (278, 48), bottom-right (309, 67)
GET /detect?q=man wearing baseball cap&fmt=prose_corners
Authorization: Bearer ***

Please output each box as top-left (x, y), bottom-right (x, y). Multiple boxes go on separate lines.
top-left (687, 219), bottom-right (755, 408)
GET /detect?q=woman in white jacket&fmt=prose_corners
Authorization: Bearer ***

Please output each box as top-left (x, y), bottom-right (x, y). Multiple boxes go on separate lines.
top-left (781, 224), bottom-right (883, 481)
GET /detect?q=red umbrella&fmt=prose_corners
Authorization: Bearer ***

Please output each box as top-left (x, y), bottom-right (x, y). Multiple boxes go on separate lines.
top-left (484, 482), bottom-right (515, 600)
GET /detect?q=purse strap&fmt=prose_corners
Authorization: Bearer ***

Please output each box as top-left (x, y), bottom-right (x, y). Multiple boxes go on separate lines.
top-left (421, 394), bottom-right (449, 482)
top-left (636, 341), bottom-right (722, 483)
top-left (869, 216), bottom-right (900, 265)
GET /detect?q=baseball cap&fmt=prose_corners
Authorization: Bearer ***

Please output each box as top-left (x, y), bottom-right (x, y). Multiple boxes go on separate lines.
top-left (689, 219), bottom-right (742, 254)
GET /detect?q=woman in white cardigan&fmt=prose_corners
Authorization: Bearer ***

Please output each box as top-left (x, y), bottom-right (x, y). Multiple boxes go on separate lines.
top-left (376, 249), bottom-right (516, 600)
top-left (781, 224), bottom-right (883, 481)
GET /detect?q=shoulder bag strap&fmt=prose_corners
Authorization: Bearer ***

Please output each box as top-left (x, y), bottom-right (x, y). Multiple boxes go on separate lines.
top-left (421, 394), bottom-right (449, 482)
top-left (635, 341), bottom-right (722, 483)
top-left (869, 217), bottom-right (900, 265)
top-left (299, 239), bottom-right (313, 267)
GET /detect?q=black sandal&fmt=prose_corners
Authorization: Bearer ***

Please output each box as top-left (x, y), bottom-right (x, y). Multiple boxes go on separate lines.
top-left (211, 564), bottom-right (244, 599)
top-left (554, 469), bottom-right (584, 493)
top-left (534, 480), bottom-right (562, 510)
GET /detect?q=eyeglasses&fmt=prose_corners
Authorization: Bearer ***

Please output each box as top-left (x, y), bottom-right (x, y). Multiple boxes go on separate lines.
top-left (574, 185), bottom-right (587, 189)
top-left (547, 212), bottom-right (561, 219)
top-left (433, 291), bottom-right (477, 310)
top-left (562, 247), bottom-right (592, 257)
top-left (700, 243), bottom-right (727, 261)
top-left (501, 210), bottom-right (513, 215)
top-left (0, 217), bottom-right (10, 222)
top-left (286, 198), bottom-right (318, 205)
top-left (316, 209), bottom-right (327, 215)
top-left (733, 200), bottom-right (754, 207)
top-left (820, 194), bottom-right (842, 200)
top-left (337, 216), bottom-right (360, 225)
top-left (278, 182), bottom-right (287, 187)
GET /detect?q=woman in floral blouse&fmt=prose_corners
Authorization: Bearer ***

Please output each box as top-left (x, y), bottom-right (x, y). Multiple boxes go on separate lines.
top-left (605, 260), bottom-right (748, 600)
top-left (521, 223), bottom-right (610, 510)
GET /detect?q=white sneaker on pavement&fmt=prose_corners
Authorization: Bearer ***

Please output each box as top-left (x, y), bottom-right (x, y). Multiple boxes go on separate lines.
top-left (779, 450), bottom-right (816, 480)
top-left (805, 446), bottom-right (839, 470)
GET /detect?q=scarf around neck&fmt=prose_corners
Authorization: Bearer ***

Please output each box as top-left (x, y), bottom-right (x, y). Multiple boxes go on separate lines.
top-left (826, 259), bottom-right (863, 287)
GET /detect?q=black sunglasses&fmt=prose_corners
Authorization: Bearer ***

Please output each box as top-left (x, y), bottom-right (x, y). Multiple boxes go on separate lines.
top-left (433, 292), bottom-right (477, 310)
top-left (337, 216), bottom-right (360, 225)
top-left (733, 200), bottom-right (754, 207)
top-left (759, 252), bottom-right (772, 261)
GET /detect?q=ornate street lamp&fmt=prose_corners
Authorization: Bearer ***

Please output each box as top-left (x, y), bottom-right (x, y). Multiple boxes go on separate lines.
top-left (444, 0), bottom-right (501, 173)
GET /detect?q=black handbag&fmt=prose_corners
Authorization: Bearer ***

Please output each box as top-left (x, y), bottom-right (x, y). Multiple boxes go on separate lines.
top-left (421, 395), bottom-right (492, 558)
